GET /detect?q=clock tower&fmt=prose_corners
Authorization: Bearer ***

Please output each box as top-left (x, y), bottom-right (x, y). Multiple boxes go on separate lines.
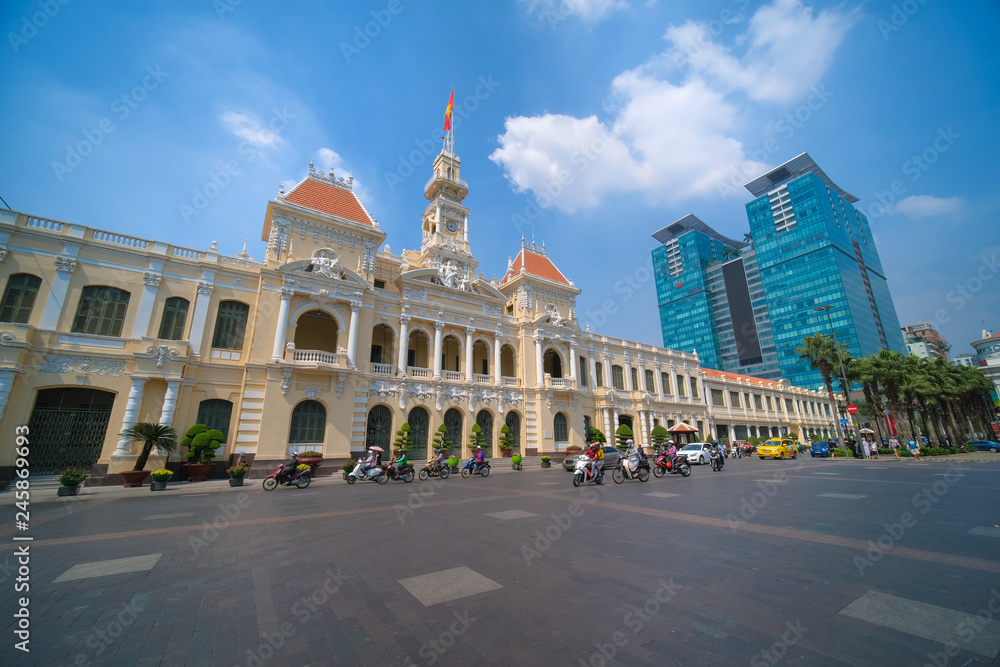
top-left (416, 146), bottom-right (477, 275)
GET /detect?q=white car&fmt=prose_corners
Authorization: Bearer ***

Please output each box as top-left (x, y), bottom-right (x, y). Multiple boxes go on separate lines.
top-left (679, 442), bottom-right (713, 465)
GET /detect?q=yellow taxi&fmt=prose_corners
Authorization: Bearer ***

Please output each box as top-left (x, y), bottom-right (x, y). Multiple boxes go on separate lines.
top-left (757, 438), bottom-right (797, 460)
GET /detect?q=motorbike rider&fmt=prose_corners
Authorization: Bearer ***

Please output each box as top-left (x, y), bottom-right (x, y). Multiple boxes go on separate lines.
top-left (359, 448), bottom-right (378, 478)
top-left (428, 448), bottom-right (445, 474)
top-left (471, 445), bottom-right (486, 473)
top-left (278, 451), bottom-right (300, 485)
top-left (710, 441), bottom-right (725, 469)
top-left (582, 442), bottom-right (601, 479)
top-left (391, 449), bottom-right (410, 477)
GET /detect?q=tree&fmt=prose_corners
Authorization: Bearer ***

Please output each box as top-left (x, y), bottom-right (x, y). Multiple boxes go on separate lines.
top-left (119, 422), bottom-right (178, 471)
top-left (614, 423), bottom-right (633, 450)
top-left (796, 333), bottom-right (846, 447)
top-left (180, 424), bottom-right (225, 464)
top-left (585, 426), bottom-right (607, 445)
top-left (499, 423), bottom-right (515, 452)
top-left (392, 422), bottom-right (412, 452)
top-left (650, 424), bottom-right (669, 449)
top-left (431, 424), bottom-right (451, 454)
top-left (467, 423), bottom-right (482, 450)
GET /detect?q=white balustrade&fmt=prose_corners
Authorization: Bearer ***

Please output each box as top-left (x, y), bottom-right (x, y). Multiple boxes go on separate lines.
top-left (408, 366), bottom-right (430, 378)
top-left (371, 363), bottom-right (394, 375)
top-left (293, 349), bottom-right (342, 365)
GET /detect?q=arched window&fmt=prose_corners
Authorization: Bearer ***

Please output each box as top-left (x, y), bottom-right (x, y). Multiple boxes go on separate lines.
top-left (476, 410), bottom-right (494, 455)
top-left (579, 357), bottom-right (588, 387)
top-left (661, 372), bottom-right (671, 395)
top-left (505, 412), bottom-right (521, 450)
top-left (72, 286), bottom-right (131, 336)
top-left (595, 362), bottom-right (604, 387)
top-left (211, 301), bottom-right (249, 349)
top-left (289, 400), bottom-right (326, 444)
top-left (408, 407), bottom-right (429, 458)
top-left (543, 348), bottom-right (563, 378)
top-left (158, 297), bottom-right (190, 340)
top-left (444, 408), bottom-right (463, 452)
top-left (196, 399), bottom-right (233, 442)
top-left (364, 405), bottom-right (392, 450)
top-left (644, 369), bottom-right (655, 393)
top-left (630, 367), bottom-right (639, 391)
top-left (554, 412), bottom-right (569, 443)
top-left (0, 273), bottom-right (42, 324)
top-left (611, 365), bottom-right (625, 391)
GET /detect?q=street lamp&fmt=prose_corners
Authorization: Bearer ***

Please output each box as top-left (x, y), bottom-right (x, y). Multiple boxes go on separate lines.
top-left (814, 304), bottom-right (854, 452)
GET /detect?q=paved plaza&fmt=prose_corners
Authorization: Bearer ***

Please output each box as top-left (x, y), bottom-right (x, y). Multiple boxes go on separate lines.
top-left (2, 454), bottom-right (1000, 666)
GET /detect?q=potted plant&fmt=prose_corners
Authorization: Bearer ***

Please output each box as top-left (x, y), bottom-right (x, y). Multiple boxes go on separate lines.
top-left (179, 424), bottom-right (225, 481)
top-left (499, 423), bottom-right (515, 457)
top-left (511, 453), bottom-right (522, 470)
top-left (58, 467), bottom-right (88, 496)
top-left (467, 423), bottom-right (482, 452)
top-left (615, 423), bottom-right (634, 451)
top-left (342, 459), bottom-right (357, 480)
top-left (119, 422), bottom-right (179, 487)
top-left (651, 424), bottom-right (668, 454)
top-left (540, 456), bottom-right (551, 468)
top-left (226, 462), bottom-right (248, 486)
top-left (150, 468), bottom-right (173, 491)
top-left (565, 444), bottom-right (582, 456)
top-left (392, 422), bottom-right (413, 457)
top-left (297, 450), bottom-right (325, 474)
top-left (431, 424), bottom-right (457, 471)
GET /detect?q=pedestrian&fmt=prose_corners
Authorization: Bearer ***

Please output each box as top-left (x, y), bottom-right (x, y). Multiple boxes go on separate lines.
top-left (862, 438), bottom-right (871, 460)
top-left (869, 439), bottom-right (880, 459)
top-left (908, 439), bottom-right (921, 460)
top-left (889, 436), bottom-right (900, 459)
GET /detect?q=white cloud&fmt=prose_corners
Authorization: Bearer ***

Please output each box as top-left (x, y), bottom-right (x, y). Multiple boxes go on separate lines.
top-left (891, 195), bottom-right (964, 219)
top-left (491, 0), bottom-right (856, 213)
top-left (666, 0), bottom-right (860, 103)
top-left (523, 0), bottom-right (628, 23)
top-left (220, 111), bottom-right (285, 148)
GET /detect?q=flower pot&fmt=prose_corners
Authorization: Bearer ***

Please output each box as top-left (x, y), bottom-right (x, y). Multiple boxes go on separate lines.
top-left (511, 454), bottom-right (522, 465)
top-left (184, 463), bottom-right (213, 482)
top-left (228, 477), bottom-right (245, 487)
top-left (150, 481), bottom-right (168, 491)
top-left (541, 461), bottom-right (551, 468)
top-left (298, 457), bottom-right (324, 474)
top-left (512, 462), bottom-right (521, 470)
top-left (120, 470), bottom-right (150, 487)
top-left (500, 448), bottom-right (514, 458)
top-left (57, 485), bottom-right (80, 496)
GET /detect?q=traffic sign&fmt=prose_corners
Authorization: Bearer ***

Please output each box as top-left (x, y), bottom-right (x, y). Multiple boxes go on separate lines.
top-left (846, 404), bottom-right (859, 414)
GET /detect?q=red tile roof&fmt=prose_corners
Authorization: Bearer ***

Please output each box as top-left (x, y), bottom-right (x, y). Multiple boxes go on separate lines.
top-left (284, 177), bottom-right (373, 226)
top-left (501, 249), bottom-right (570, 285)
top-left (700, 367), bottom-right (779, 388)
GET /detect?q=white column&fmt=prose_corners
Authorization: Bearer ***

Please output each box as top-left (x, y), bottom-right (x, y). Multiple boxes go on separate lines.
top-left (655, 366), bottom-right (664, 401)
top-left (613, 409), bottom-right (620, 435)
top-left (465, 324), bottom-right (474, 382)
top-left (463, 213), bottom-right (469, 242)
top-left (534, 335), bottom-right (544, 386)
top-left (397, 315), bottom-right (410, 376)
top-left (603, 408), bottom-right (612, 439)
top-left (683, 371), bottom-right (693, 403)
top-left (569, 344), bottom-right (578, 387)
top-left (0, 370), bottom-right (17, 423)
top-left (625, 361), bottom-right (634, 391)
top-left (433, 318), bottom-right (444, 379)
top-left (493, 334), bottom-right (502, 384)
top-left (589, 353), bottom-right (598, 390)
top-left (158, 379), bottom-right (181, 427)
top-left (39, 256), bottom-right (77, 330)
top-left (115, 378), bottom-right (147, 454)
top-left (640, 411), bottom-right (649, 446)
top-left (188, 282), bottom-right (214, 357)
top-left (346, 299), bottom-right (361, 369)
top-left (270, 287), bottom-right (293, 361)
top-left (131, 272), bottom-right (162, 338)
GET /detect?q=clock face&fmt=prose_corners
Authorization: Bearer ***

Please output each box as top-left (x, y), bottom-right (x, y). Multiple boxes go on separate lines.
top-left (446, 220), bottom-right (458, 233)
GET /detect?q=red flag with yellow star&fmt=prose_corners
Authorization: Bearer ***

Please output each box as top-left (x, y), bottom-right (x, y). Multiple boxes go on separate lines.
top-left (444, 88), bottom-right (454, 131)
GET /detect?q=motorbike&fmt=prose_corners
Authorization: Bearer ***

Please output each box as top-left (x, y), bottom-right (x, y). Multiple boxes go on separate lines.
top-left (417, 460), bottom-right (451, 480)
top-left (652, 451), bottom-right (691, 477)
top-left (346, 460), bottom-right (388, 485)
top-left (710, 450), bottom-right (725, 472)
top-left (262, 462), bottom-right (312, 490)
top-left (612, 450), bottom-right (650, 483)
top-left (572, 455), bottom-right (604, 487)
top-left (383, 462), bottom-right (414, 483)
top-left (461, 458), bottom-right (491, 478)
top-left (733, 446), bottom-right (742, 459)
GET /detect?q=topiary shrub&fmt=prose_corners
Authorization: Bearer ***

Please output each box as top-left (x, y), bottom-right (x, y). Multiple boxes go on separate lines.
top-left (651, 425), bottom-right (668, 450)
top-left (393, 422), bottom-right (412, 452)
top-left (615, 424), bottom-right (633, 451)
top-left (586, 426), bottom-right (607, 445)
top-left (180, 424), bottom-right (225, 463)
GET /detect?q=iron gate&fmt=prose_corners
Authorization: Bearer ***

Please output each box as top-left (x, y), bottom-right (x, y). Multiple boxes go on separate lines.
top-left (365, 405), bottom-right (393, 451)
top-left (27, 408), bottom-right (112, 475)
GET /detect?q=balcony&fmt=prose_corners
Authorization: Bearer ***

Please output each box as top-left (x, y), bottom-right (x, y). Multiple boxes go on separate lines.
top-left (442, 370), bottom-right (463, 381)
top-left (501, 376), bottom-right (521, 387)
top-left (473, 373), bottom-right (493, 384)
top-left (407, 366), bottom-right (431, 379)
top-left (292, 349), bottom-right (344, 365)
top-left (371, 363), bottom-right (394, 376)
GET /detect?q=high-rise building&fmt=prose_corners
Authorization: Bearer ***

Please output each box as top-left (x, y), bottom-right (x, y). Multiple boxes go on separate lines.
top-left (652, 154), bottom-right (907, 391)
top-left (902, 322), bottom-right (951, 360)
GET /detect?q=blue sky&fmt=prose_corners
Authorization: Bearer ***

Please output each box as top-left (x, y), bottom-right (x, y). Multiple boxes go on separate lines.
top-left (2, 0), bottom-right (998, 360)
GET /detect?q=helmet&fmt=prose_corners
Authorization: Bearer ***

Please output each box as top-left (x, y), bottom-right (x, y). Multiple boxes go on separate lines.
top-left (475, 445), bottom-right (481, 449)
top-left (435, 448), bottom-right (442, 453)
top-left (626, 439), bottom-right (633, 445)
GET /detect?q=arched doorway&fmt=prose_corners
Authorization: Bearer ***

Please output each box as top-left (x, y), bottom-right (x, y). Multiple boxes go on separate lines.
top-left (370, 323), bottom-right (394, 366)
top-left (444, 408), bottom-right (463, 454)
top-left (500, 344), bottom-right (517, 379)
top-left (543, 348), bottom-right (563, 378)
top-left (408, 407), bottom-right (429, 459)
top-left (505, 412), bottom-right (521, 452)
top-left (406, 329), bottom-right (431, 370)
top-left (28, 387), bottom-right (115, 474)
top-left (472, 340), bottom-right (491, 377)
top-left (365, 405), bottom-right (393, 450)
top-left (442, 335), bottom-right (461, 373)
top-left (293, 310), bottom-right (339, 353)
top-left (476, 410), bottom-right (493, 456)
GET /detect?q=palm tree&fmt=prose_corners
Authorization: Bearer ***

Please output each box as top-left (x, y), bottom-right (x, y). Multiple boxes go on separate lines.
top-left (796, 333), bottom-right (845, 445)
top-left (721, 246), bottom-right (741, 260)
top-left (847, 356), bottom-right (884, 444)
top-left (119, 422), bottom-right (178, 471)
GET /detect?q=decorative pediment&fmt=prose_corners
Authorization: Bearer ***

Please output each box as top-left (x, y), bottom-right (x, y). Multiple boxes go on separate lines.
top-left (400, 267), bottom-right (507, 302)
top-left (281, 257), bottom-right (367, 288)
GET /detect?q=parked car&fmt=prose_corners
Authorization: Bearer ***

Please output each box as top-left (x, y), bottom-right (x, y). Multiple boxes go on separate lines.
top-left (969, 440), bottom-right (1000, 453)
top-left (758, 438), bottom-right (797, 460)
top-left (810, 440), bottom-right (833, 458)
top-left (679, 442), bottom-right (713, 465)
top-left (562, 445), bottom-right (623, 471)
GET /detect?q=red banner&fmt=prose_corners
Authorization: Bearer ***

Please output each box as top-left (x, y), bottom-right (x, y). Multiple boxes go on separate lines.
top-left (884, 413), bottom-right (897, 436)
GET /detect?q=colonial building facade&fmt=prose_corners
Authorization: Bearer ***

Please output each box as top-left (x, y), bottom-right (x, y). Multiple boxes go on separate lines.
top-left (0, 145), bottom-right (834, 482)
